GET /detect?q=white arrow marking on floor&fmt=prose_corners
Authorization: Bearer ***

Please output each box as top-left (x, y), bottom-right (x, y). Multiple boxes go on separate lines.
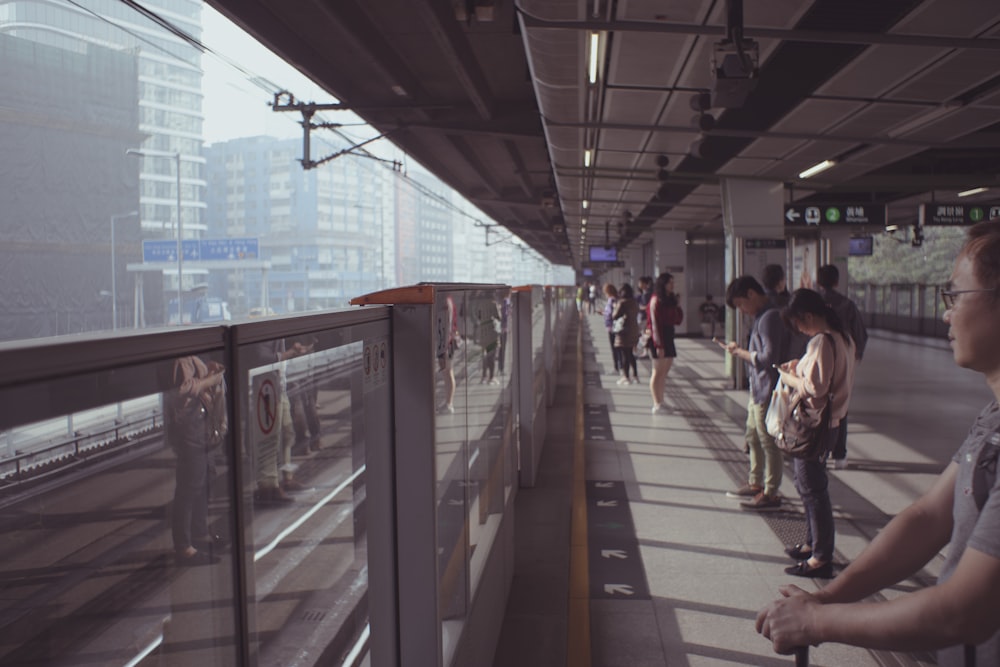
top-left (601, 549), bottom-right (628, 559)
top-left (604, 584), bottom-right (635, 596)
top-left (596, 500), bottom-right (618, 507)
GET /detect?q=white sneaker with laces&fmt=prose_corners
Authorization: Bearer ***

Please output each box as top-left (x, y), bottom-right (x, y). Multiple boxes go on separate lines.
top-left (652, 403), bottom-right (669, 414)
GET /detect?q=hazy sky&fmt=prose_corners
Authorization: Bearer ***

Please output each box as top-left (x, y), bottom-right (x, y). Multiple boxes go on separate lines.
top-left (200, 6), bottom-right (371, 148)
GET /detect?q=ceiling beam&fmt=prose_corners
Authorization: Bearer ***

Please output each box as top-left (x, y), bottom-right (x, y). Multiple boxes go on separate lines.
top-left (410, 0), bottom-right (495, 120)
top-left (518, 12), bottom-right (1000, 51)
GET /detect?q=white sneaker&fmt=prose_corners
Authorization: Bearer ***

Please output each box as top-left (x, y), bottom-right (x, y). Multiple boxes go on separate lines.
top-left (652, 403), bottom-right (669, 414)
top-left (629, 377), bottom-right (639, 384)
top-left (616, 377), bottom-right (628, 385)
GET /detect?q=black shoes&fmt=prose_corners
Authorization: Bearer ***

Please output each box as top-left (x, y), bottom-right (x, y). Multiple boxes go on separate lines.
top-left (785, 560), bottom-right (833, 579)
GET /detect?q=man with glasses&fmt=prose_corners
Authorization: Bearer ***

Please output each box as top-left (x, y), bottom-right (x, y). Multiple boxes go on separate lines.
top-left (757, 221), bottom-right (1000, 666)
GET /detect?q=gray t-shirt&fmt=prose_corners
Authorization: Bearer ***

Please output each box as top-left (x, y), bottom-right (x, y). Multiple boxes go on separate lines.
top-left (939, 400), bottom-right (1000, 666)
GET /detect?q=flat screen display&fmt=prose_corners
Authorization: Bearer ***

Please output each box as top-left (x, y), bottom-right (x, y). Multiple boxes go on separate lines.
top-left (582, 268), bottom-right (594, 276)
top-left (848, 235), bottom-right (874, 256)
top-left (588, 245), bottom-right (617, 262)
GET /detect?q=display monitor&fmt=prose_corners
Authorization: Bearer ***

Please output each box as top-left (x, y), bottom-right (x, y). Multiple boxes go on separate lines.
top-left (848, 235), bottom-right (874, 256)
top-left (588, 245), bottom-right (617, 262)
top-left (582, 268), bottom-right (594, 276)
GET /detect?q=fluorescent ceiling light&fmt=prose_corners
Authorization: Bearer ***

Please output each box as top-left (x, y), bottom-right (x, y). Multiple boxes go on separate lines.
top-left (588, 32), bottom-right (600, 84)
top-left (584, 149), bottom-right (592, 167)
top-left (798, 159), bottom-right (836, 180)
top-left (582, 199), bottom-right (589, 209)
top-left (582, 217), bottom-right (587, 227)
top-left (958, 187), bottom-right (989, 198)
top-left (886, 102), bottom-right (962, 138)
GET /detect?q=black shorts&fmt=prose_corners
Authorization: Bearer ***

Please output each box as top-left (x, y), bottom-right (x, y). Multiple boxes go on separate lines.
top-left (650, 341), bottom-right (676, 358)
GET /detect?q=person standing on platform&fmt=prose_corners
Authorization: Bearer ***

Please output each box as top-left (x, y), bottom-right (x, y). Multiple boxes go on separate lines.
top-left (756, 221), bottom-right (1000, 665)
top-left (816, 264), bottom-right (868, 470)
top-left (722, 276), bottom-right (793, 511)
top-left (636, 276), bottom-right (654, 358)
top-left (698, 294), bottom-right (721, 339)
top-left (602, 283), bottom-right (621, 375)
top-left (775, 289), bottom-right (856, 579)
top-left (612, 283), bottom-right (641, 385)
top-left (648, 272), bottom-right (683, 414)
top-left (588, 282), bottom-right (598, 314)
top-left (763, 263), bottom-right (791, 308)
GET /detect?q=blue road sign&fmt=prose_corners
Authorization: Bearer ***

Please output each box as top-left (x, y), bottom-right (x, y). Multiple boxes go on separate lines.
top-left (143, 238), bottom-right (260, 263)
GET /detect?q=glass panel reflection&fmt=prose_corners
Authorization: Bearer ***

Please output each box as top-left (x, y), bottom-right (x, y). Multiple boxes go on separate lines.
top-left (433, 287), bottom-right (513, 663)
top-left (242, 336), bottom-right (368, 666)
top-left (0, 352), bottom-right (240, 667)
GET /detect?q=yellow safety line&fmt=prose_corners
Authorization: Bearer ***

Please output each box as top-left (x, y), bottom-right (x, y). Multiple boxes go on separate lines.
top-left (567, 316), bottom-right (591, 666)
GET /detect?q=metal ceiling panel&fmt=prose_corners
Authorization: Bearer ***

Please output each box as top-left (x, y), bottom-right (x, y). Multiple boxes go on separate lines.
top-left (769, 98), bottom-right (867, 134)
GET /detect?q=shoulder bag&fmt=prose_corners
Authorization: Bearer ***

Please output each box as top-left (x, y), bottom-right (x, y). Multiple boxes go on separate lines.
top-left (767, 333), bottom-right (836, 459)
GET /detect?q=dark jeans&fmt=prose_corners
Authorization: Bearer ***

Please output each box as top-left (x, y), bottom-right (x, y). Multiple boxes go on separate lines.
top-left (172, 443), bottom-right (212, 552)
top-left (831, 414), bottom-right (848, 460)
top-left (792, 429), bottom-right (837, 562)
top-left (608, 331), bottom-right (621, 371)
top-left (618, 346), bottom-right (637, 379)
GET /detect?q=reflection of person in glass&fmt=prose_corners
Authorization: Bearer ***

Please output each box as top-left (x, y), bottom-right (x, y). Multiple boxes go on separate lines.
top-left (165, 356), bottom-right (227, 565)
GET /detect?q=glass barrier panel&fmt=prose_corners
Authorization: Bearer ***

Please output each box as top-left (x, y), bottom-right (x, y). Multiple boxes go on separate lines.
top-left (0, 351), bottom-right (240, 667)
top-left (433, 290), bottom-right (470, 660)
top-left (239, 333), bottom-right (369, 666)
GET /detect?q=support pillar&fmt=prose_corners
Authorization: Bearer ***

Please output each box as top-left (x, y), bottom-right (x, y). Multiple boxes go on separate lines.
top-left (719, 178), bottom-right (786, 384)
top-left (652, 229), bottom-right (689, 334)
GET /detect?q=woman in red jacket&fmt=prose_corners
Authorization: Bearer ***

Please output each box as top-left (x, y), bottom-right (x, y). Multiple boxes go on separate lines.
top-left (647, 272), bottom-right (683, 414)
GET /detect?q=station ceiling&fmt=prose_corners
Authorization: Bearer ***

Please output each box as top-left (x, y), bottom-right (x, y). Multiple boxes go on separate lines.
top-left (207, 0), bottom-right (1000, 268)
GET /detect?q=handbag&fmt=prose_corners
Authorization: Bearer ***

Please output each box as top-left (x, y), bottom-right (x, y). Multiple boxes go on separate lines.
top-left (768, 333), bottom-right (836, 459)
top-left (612, 316), bottom-right (625, 333)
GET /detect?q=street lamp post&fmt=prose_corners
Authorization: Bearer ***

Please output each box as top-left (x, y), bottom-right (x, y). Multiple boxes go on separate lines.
top-left (110, 211), bottom-right (138, 330)
top-left (126, 149), bottom-right (183, 323)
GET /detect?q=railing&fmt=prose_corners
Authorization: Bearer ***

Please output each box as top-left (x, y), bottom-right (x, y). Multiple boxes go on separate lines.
top-left (847, 282), bottom-right (949, 339)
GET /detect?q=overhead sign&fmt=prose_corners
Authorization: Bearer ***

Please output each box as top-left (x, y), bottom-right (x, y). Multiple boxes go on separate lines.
top-left (784, 204), bottom-right (886, 226)
top-left (919, 202), bottom-right (1000, 226)
top-left (588, 245), bottom-right (618, 262)
top-left (143, 237), bottom-right (260, 263)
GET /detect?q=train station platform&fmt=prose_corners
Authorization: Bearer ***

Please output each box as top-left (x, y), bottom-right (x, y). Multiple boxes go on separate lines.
top-left (495, 310), bottom-right (993, 667)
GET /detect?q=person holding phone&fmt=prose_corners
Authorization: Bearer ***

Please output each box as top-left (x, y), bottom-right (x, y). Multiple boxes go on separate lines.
top-left (722, 276), bottom-right (795, 510)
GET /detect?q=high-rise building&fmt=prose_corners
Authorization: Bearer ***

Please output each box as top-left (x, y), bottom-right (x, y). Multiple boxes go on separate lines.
top-left (205, 135), bottom-right (395, 312)
top-left (0, 0), bottom-right (206, 329)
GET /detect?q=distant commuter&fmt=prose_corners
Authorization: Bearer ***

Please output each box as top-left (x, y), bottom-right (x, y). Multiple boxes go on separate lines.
top-left (602, 283), bottom-right (621, 375)
top-left (636, 276), bottom-right (654, 357)
top-left (698, 294), bottom-right (721, 339)
top-left (816, 264), bottom-right (868, 470)
top-left (722, 276), bottom-right (794, 510)
top-left (763, 264), bottom-right (791, 308)
top-left (648, 272), bottom-right (683, 414)
top-left (588, 282), bottom-right (598, 314)
top-left (757, 221), bottom-right (1000, 666)
top-left (613, 283), bottom-right (641, 385)
top-left (775, 289), bottom-right (856, 579)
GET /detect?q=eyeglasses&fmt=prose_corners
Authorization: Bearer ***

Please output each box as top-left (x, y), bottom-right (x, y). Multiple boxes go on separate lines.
top-left (941, 288), bottom-right (997, 310)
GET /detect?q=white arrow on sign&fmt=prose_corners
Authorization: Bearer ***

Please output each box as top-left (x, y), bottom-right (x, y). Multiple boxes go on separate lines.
top-left (604, 584), bottom-right (635, 596)
top-left (594, 482), bottom-right (614, 488)
top-left (785, 208), bottom-right (801, 223)
top-left (596, 500), bottom-right (619, 507)
top-left (601, 549), bottom-right (628, 559)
